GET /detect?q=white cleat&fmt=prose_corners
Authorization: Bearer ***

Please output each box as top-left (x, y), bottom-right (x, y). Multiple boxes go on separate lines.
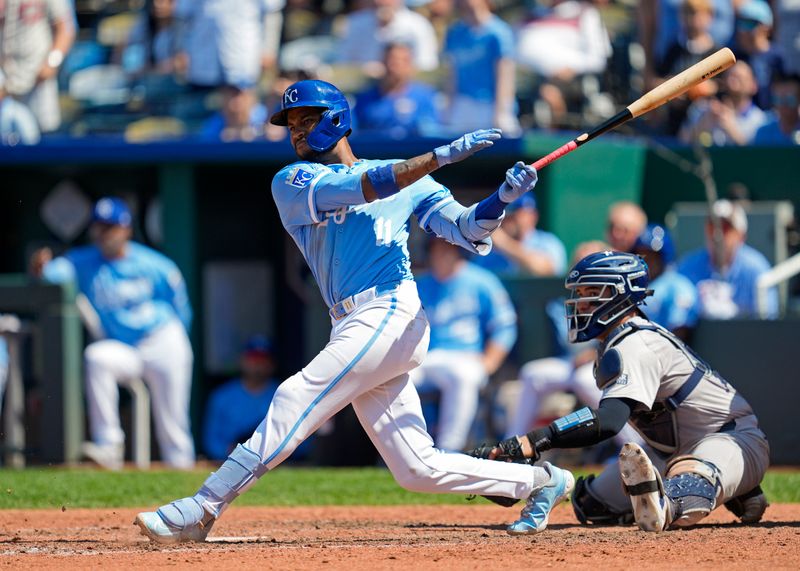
top-left (134, 507), bottom-right (213, 544)
top-left (619, 442), bottom-right (670, 532)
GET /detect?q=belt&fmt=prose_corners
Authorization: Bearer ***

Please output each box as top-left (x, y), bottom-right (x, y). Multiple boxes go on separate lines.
top-left (329, 283), bottom-right (399, 321)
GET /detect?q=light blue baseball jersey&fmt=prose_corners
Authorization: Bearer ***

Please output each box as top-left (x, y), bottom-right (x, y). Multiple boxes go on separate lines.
top-left (677, 243), bottom-right (777, 318)
top-left (641, 269), bottom-right (699, 331)
top-left (444, 15), bottom-right (514, 102)
top-left (416, 262), bottom-right (517, 353)
top-left (474, 229), bottom-right (567, 275)
top-left (272, 159), bottom-right (482, 309)
top-left (43, 242), bottom-right (192, 346)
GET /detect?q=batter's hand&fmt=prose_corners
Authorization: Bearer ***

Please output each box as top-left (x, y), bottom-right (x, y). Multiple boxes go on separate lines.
top-left (434, 128), bottom-right (502, 166)
top-left (498, 161), bottom-right (538, 203)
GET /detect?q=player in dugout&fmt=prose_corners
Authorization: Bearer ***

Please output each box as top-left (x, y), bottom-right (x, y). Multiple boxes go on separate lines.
top-left (469, 250), bottom-right (769, 532)
top-left (135, 79), bottom-right (575, 543)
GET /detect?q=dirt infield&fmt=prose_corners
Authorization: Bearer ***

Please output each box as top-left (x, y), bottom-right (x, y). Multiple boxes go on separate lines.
top-left (1, 503), bottom-right (798, 569)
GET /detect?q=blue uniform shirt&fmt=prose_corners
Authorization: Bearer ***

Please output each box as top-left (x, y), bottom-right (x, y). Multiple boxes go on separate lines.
top-left (752, 115), bottom-right (800, 146)
top-left (677, 243), bottom-right (777, 318)
top-left (474, 229), bottom-right (567, 275)
top-left (642, 269), bottom-right (699, 330)
top-left (272, 159), bottom-right (466, 309)
top-left (203, 378), bottom-right (280, 460)
top-left (43, 242), bottom-right (193, 346)
top-left (416, 262), bottom-right (517, 353)
top-left (444, 15), bottom-right (514, 102)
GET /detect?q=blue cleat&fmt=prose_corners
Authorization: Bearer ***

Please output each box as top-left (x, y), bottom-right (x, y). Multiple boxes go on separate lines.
top-left (507, 462), bottom-right (575, 535)
top-left (134, 497), bottom-right (215, 544)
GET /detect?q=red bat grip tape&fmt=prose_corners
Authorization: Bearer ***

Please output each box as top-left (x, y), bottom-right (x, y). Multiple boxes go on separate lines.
top-left (531, 140), bottom-right (578, 170)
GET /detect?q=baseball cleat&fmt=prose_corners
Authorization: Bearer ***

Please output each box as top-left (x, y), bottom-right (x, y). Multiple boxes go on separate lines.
top-left (507, 462), bottom-right (575, 535)
top-left (134, 497), bottom-right (215, 544)
top-left (619, 442), bottom-right (670, 532)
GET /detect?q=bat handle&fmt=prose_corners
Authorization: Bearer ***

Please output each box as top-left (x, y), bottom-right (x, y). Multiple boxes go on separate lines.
top-left (531, 140), bottom-right (578, 170)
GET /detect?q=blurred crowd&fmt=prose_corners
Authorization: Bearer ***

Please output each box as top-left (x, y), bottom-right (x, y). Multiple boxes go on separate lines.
top-left (1, 0), bottom-right (799, 146)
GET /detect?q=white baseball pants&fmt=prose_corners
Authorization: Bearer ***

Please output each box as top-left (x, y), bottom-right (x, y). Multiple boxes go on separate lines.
top-left (505, 357), bottom-right (643, 447)
top-left (408, 349), bottom-right (487, 452)
top-left (83, 319), bottom-right (195, 468)
top-left (244, 281), bottom-right (548, 499)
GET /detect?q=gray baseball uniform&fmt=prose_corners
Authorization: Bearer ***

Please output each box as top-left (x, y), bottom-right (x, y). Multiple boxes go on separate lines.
top-left (588, 316), bottom-right (769, 512)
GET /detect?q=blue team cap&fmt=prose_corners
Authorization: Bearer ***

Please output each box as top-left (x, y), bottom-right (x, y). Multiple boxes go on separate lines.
top-left (506, 193), bottom-right (537, 213)
top-left (737, 0), bottom-right (773, 27)
top-left (92, 197), bottom-right (132, 227)
top-left (243, 335), bottom-right (273, 357)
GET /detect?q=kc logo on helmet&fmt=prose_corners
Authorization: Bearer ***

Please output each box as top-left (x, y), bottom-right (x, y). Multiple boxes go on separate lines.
top-left (284, 88), bottom-right (299, 104)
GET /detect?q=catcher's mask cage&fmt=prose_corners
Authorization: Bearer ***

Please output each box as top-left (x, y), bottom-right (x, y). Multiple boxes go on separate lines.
top-left (565, 251), bottom-right (652, 342)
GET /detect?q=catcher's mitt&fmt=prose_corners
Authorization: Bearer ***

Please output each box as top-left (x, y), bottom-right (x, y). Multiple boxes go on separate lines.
top-left (466, 436), bottom-right (536, 463)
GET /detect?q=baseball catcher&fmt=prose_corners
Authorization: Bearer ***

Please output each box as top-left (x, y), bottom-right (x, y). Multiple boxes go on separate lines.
top-left (470, 250), bottom-right (770, 531)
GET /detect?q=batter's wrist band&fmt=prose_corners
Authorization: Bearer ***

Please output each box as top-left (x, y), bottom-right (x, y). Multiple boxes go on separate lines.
top-left (475, 190), bottom-right (506, 220)
top-left (366, 164), bottom-right (401, 199)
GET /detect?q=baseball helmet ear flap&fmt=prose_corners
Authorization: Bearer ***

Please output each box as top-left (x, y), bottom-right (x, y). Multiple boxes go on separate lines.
top-left (306, 106), bottom-right (352, 152)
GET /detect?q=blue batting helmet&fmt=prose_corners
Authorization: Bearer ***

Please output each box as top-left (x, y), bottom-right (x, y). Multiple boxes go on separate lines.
top-left (269, 79), bottom-right (351, 152)
top-left (564, 251), bottom-right (651, 342)
top-left (633, 223), bottom-right (675, 265)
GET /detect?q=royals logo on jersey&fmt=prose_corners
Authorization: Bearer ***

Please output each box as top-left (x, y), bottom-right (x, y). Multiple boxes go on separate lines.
top-left (290, 167), bottom-right (315, 189)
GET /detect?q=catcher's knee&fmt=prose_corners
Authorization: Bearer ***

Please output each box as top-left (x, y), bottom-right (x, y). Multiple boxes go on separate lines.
top-left (664, 456), bottom-right (721, 528)
top-left (571, 475), bottom-right (633, 525)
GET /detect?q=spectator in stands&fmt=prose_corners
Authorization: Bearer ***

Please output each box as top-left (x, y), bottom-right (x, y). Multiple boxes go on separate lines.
top-left (0, 0), bottom-right (75, 133)
top-left (656, 0), bottom-right (723, 134)
top-left (515, 0), bottom-right (612, 129)
top-left (198, 84), bottom-right (268, 142)
top-left (0, 69), bottom-right (41, 145)
top-left (606, 201), bottom-right (648, 252)
top-left (409, 237), bottom-right (517, 451)
top-left (733, 0), bottom-right (780, 110)
top-left (474, 194), bottom-right (567, 276)
top-left (203, 336), bottom-right (280, 460)
top-left (677, 199), bottom-right (778, 319)
top-left (29, 197), bottom-right (196, 470)
top-left (354, 42), bottom-right (442, 138)
top-left (752, 71), bottom-right (800, 145)
top-left (443, 0), bottom-right (520, 135)
top-left (679, 60), bottom-right (768, 146)
top-left (639, 0), bottom-right (734, 91)
top-left (337, 0), bottom-right (439, 74)
top-left (632, 223), bottom-right (699, 341)
top-left (503, 240), bottom-right (644, 450)
top-left (775, 0), bottom-right (800, 76)
top-left (121, 0), bottom-right (183, 77)
top-left (174, 0), bottom-right (284, 90)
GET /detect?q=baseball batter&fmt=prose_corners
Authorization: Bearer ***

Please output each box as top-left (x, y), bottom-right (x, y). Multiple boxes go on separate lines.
top-left (31, 198), bottom-right (195, 470)
top-left (135, 80), bottom-right (574, 542)
top-left (471, 250), bottom-right (770, 531)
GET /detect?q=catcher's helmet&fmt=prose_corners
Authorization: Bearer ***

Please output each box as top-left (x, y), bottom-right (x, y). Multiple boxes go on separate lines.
top-left (269, 79), bottom-right (352, 152)
top-left (565, 251), bottom-right (651, 342)
top-left (633, 223), bottom-right (675, 265)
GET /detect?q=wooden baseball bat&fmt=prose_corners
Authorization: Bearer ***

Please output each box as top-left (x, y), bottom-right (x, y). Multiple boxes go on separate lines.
top-left (531, 47), bottom-right (737, 170)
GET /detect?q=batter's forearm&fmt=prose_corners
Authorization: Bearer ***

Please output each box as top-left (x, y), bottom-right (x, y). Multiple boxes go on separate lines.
top-left (360, 153), bottom-right (439, 202)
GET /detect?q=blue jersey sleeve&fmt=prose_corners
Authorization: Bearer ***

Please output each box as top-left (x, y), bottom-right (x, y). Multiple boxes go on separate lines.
top-left (155, 255), bottom-right (193, 332)
top-left (42, 255), bottom-right (77, 283)
top-left (272, 162), bottom-right (367, 229)
top-left (665, 274), bottom-right (700, 330)
top-left (494, 17), bottom-right (514, 59)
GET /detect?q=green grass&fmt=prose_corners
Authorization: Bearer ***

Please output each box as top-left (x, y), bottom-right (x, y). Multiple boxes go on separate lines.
top-left (0, 467), bottom-right (798, 510)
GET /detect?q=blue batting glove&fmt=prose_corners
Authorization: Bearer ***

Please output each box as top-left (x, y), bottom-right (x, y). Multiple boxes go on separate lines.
top-left (498, 161), bottom-right (538, 203)
top-left (434, 128), bottom-right (502, 166)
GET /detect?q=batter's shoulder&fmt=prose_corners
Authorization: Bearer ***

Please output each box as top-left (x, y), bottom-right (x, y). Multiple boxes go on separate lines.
top-left (272, 161), bottom-right (330, 192)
